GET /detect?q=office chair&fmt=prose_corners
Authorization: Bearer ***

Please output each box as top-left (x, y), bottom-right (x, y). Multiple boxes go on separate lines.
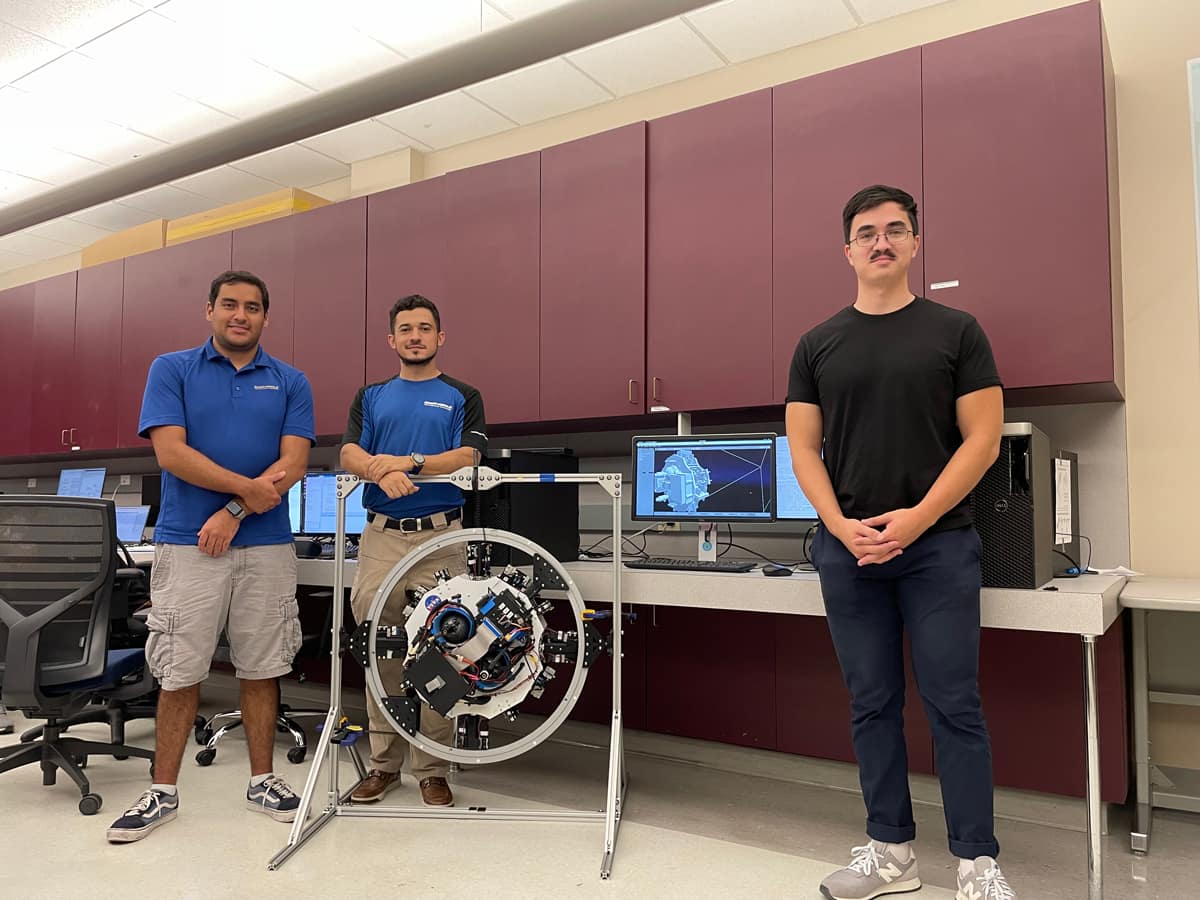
top-left (0, 497), bottom-right (156, 815)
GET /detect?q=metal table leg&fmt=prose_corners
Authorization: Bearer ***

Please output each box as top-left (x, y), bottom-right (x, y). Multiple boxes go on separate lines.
top-left (1082, 634), bottom-right (1103, 899)
top-left (1130, 608), bottom-right (1152, 853)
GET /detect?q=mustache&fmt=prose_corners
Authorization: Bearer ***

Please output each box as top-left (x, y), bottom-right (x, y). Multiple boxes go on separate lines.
top-left (870, 250), bottom-right (896, 261)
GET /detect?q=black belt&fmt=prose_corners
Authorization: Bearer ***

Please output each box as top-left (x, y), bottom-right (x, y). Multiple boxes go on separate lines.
top-left (366, 508), bottom-right (462, 534)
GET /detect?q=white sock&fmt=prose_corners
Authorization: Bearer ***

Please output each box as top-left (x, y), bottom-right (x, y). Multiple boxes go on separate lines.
top-left (150, 783), bottom-right (178, 796)
top-left (249, 772), bottom-right (273, 787)
top-left (873, 840), bottom-right (912, 862)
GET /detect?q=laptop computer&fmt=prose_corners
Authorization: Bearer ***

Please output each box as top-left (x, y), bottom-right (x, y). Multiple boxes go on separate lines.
top-left (115, 505), bottom-right (152, 545)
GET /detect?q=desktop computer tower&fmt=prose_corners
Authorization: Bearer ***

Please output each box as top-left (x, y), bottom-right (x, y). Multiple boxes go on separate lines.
top-left (474, 449), bottom-right (580, 567)
top-left (969, 422), bottom-right (1054, 589)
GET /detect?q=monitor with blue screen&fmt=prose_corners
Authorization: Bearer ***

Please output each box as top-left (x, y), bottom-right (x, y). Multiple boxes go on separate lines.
top-left (57, 467), bottom-right (106, 498)
top-left (302, 473), bottom-right (368, 535)
top-left (631, 434), bottom-right (775, 522)
top-left (774, 436), bottom-right (819, 521)
top-left (115, 505), bottom-right (151, 544)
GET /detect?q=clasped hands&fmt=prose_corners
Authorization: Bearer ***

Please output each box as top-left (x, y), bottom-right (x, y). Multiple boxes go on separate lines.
top-left (832, 507), bottom-right (933, 567)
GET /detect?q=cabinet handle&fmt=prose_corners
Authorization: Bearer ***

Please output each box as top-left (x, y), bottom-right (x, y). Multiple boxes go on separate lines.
top-left (61, 429), bottom-right (69, 446)
top-left (68, 427), bottom-right (80, 450)
top-left (628, 379), bottom-right (640, 404)
top-left (651, 377), bottom-right (662, 402)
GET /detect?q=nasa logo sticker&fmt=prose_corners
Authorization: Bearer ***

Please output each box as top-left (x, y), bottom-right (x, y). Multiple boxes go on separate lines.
top-left (424, 594), bottom-right (440, 610)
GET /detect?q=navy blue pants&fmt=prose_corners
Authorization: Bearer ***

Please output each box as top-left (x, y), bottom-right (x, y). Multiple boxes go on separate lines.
top-left (812, 524), bottom-right (999, 860)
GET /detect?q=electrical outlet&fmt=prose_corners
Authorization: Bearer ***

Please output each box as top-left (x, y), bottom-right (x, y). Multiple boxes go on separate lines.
top-left (27, 478), bottom-right (37, 488)
top-left (655, 522), bottom-right (680, 532)
top-left (119, 475), bottom-right (131, 486)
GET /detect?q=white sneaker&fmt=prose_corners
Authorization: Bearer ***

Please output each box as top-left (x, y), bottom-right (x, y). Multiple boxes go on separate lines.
top-left (956, 857), bottom-right (1017, 900)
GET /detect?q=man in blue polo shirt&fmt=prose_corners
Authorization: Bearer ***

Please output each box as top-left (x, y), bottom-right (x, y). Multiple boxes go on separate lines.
top-left (107, 270), bottom-right (315, 843)
top-left (340, 294), bottom-right (486, 808)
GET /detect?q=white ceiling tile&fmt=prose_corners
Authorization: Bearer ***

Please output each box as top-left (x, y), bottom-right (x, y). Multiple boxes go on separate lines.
top-left (848, 0), bottom-right (952, 24)
top-left (485, 0), bottom-right (573, 17)
top-left (685, 0), bottom-right (857, 63)
top-left (568, 18), bottom-right (724, 97)
top-left (230, 144), bottom-right (350, 188)
top-left (171, 166), bottom-right (284, 204)
top-left (481, 2), bottom-right (510, 30)
top-left (0, 20), bottom-right (64, 85)
top-left (345, 0), bottom-right (484, 59)
top-left (119, 184), bottom-right (211, 218)
top-left (466, 57), bottom-right (611, 125)
top-left (0, 170), bottom-right (53, 204)
top-left (300, 119), bottom-right (420, 164)
top-left (376, 90), bottom-right (516, 150)
top-left (0, 146), bottom-right (108, 185)
top-left (0, 248), bottom-right (36, 272)
top-left (69, 201), bottom-right (160, 230)
top-left (29, 217), bottom-right (116, 246)
top-left (0, 1), bottom-right (144, 47)
top-left (0, 231), bottom-right (76, 258)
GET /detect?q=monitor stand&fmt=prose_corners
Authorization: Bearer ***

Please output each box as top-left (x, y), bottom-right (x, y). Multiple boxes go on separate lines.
top-left (697, 522), bottom-right (718, 562)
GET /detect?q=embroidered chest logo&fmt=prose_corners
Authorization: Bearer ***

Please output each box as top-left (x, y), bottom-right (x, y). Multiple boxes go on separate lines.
top-left (253, 384), bottom-right (280, 391)
top-left (423, 400), bottom-right (453, 412)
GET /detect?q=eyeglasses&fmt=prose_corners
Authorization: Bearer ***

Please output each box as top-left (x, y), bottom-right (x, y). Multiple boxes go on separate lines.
top-left (850, 228), bottom-right (913, 248)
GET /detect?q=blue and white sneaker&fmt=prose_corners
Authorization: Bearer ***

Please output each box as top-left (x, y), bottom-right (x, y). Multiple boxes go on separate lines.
top-left (106, 788), bottom-right (179, 843)
top-left (246, 774), bottom-right (302, 822)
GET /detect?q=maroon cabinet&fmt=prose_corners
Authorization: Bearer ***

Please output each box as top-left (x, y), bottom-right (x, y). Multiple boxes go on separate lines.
top-left (292, 198), bottom-right (367, 437)
top-left (29, 272), bottom-right (78, 454)
top-left (231, 216), bottom-right (296, 365)
top-left (646, 90), bottom-right (773, 413)
top-left (444, 153), bottom-right (542, 425)
top-left (541, 123), bottom-right (647, 420)
top-left (365, 177), bottom-right (449, 385)
top-left (922, 1), bottom-right (1117, 395)
top-left (73, 261), bottom-right (125, 451)
top-left (772, 49), bottom-right (924, 402)
top-left (0, 283), bottom-right (36, 457)
top-left (119, 234), bottom-right (233, 447)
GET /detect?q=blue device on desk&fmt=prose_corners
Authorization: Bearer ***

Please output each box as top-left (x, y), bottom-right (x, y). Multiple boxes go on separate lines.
top-left (57, 467), bottom-right (106, 498)
top-left (301, 473), bottom-right (368, 535)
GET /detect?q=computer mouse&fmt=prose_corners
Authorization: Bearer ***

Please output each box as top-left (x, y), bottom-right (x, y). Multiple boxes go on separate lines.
top-left (762, 564), bottom-right (793, 577)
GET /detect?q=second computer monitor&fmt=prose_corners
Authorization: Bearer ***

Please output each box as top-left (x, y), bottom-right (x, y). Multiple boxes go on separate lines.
top-left (287, 481), bottom-right (302, 535)
top-left (631, 434), bottom-right (775, 522)
top-left (57, 467), bottom-right (106, 498)
top-left (775, 435), bottom-right (819, 521)
top-left (302, 473), bottom-right (368, 535)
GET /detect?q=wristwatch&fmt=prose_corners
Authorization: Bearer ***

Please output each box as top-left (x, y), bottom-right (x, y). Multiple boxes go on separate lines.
top-left (225, 499), bottom-right (247, 520)
top-left (409, 452), bottom-right (426, 476)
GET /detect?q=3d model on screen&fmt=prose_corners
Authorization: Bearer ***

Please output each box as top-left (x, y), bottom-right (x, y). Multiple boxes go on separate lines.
top-left (654, 450), bottom-right (712, 514)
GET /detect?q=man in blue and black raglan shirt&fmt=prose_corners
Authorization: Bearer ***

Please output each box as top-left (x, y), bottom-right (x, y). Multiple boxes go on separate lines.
top-left (340, 294), bottom-right (487, 809)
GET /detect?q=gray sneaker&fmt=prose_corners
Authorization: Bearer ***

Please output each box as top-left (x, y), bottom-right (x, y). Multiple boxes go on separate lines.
top-left (956, 857), bottom-right (1016, 900)
top-left (820, 841), bottom-right (921, 900)
top-left (246, 774), bottom-right (302, 822)
top-left (106, 788), bottom-right (179, 843)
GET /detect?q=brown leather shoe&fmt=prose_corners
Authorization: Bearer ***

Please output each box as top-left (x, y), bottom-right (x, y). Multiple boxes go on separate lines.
top-left (419, 777), bottom-right (454, 807)
top-left (351, 769), bottom-right (401, 803)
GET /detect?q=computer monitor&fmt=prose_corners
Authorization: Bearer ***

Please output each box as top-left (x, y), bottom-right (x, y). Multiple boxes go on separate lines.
top-left (775, 436), bottom-right (819, 521)
top-left (302, 473), bottom-right (368, 535)
top-left (57, 467), bottom-right (106, 498)
top-left (115, 505), bottom-right (151, 544)
top-left (631, 434), bottom-right (776, 522)
top-left (287, 480), bottom-right (303, 535)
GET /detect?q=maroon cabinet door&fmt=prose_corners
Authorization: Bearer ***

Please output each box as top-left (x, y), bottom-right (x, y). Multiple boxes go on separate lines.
top-left (30, 272), bottom-right (78, 454)
top-left (231, 216), bottom-right (296, 365)
top-left (444, 153), bottom-right (541, 425)
top-left (646, 90), bottom-right (773, 413)
top-left (0, 283), bottom-right (37, 458)
top-left (73, 260), bottom-right (124, 452)
top-left (292, 198), bottom-right (367, 437)
top-left (120, 234), bottom-right (233, 447)
top-left (773, 49), bottom-right (923, 402)
top-left (365, 177), bottom-right (448, 384)
top-left (541, 123), bottom-right (647, 420)
top-left (922, 1), bottom-right (1114, 391)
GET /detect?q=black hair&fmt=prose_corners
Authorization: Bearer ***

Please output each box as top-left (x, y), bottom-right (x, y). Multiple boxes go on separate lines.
top-left (842, 185), bottom-right (919, 244)
top-left (208, 270), bottom-right (269, 313)
top-left (389, 294), bottom-right (441, 332)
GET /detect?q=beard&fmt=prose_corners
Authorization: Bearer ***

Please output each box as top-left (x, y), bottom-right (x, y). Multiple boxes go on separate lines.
top-left (397, 346), bottom-right (438, 366)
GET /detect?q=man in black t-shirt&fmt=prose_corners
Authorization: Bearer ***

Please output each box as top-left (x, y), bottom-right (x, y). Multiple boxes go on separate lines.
top-left (786, 186), bottom-right (1018, 900)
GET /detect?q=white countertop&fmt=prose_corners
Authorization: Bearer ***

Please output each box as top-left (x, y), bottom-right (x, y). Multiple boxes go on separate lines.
top-left (1118, 576), bottom-right (1200, 612)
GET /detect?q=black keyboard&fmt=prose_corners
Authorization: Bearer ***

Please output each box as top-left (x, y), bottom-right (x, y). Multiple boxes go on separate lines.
top-left (623, 557), bottom-right (755, 573)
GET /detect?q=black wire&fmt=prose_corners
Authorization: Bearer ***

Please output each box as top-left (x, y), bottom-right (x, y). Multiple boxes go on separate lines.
top-left (723, 541), bottom-right (809, 569)
top-left (1053, 547), bottom-right (1082, 576)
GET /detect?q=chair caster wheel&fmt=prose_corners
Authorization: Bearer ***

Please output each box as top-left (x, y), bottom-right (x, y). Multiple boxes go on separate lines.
top-left (196, 748), bottom-right (217, 766)
top-left (79, 794), bottom-right (103, 815)
top-left (114, 754), bottom-right (129, 761)
top-left (287, 746), bottom-right (307, 764)
top-left (74, 755), bottom-right (88, 769)
top-left (194, 727), bottom-right (213, 746)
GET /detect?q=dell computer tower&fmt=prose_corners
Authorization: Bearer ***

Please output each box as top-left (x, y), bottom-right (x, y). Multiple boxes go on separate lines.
top-left (476, 449), bottom-right (580, 566)
top-left (969, 422), bottom-right (1054, 589)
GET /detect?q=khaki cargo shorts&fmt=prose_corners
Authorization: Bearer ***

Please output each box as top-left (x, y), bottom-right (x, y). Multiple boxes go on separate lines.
top-left (145, 543), bottom-right (301, 691)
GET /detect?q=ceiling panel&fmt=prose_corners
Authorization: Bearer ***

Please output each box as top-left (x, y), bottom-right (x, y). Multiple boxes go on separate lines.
top-left (230, 144), bottom-right (350, 187)
top-left (0, 0), bottom-right (144, 47)
top-left (301, 119), bottom-right (424, 164)
top-left (685, 0), bottom-right (857, 63)
top-left (485, 0), bottom-right (574, 17)
top-left (465, 57), bottom-right (612, 125)
top-left (171, 165), bottom-right (284, 204)
top-left (568, 18), bottom-right (725, 97)
top-left (0, 20), bottom-right (64, 85)
top-left (0, 170), bottom-right (52, 204)
top-left (848, 0), bottom-right (951, 25)
top-left (0, 230), bottom-right (76, 258)
top-left (69, 201), bottom-right (159, 230)
top-left (0, 146), bottom-right (108, 186)
top-left (345, 0), bottom-right (484, 59)
top-left (119, 183), bottom-right (211, 218)
top-left (376, 90), bottom-right (516, 150)
top-left (29, 217), bottom-right (116, 246)
top-left (0, 248), bottom-right (36, 271)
